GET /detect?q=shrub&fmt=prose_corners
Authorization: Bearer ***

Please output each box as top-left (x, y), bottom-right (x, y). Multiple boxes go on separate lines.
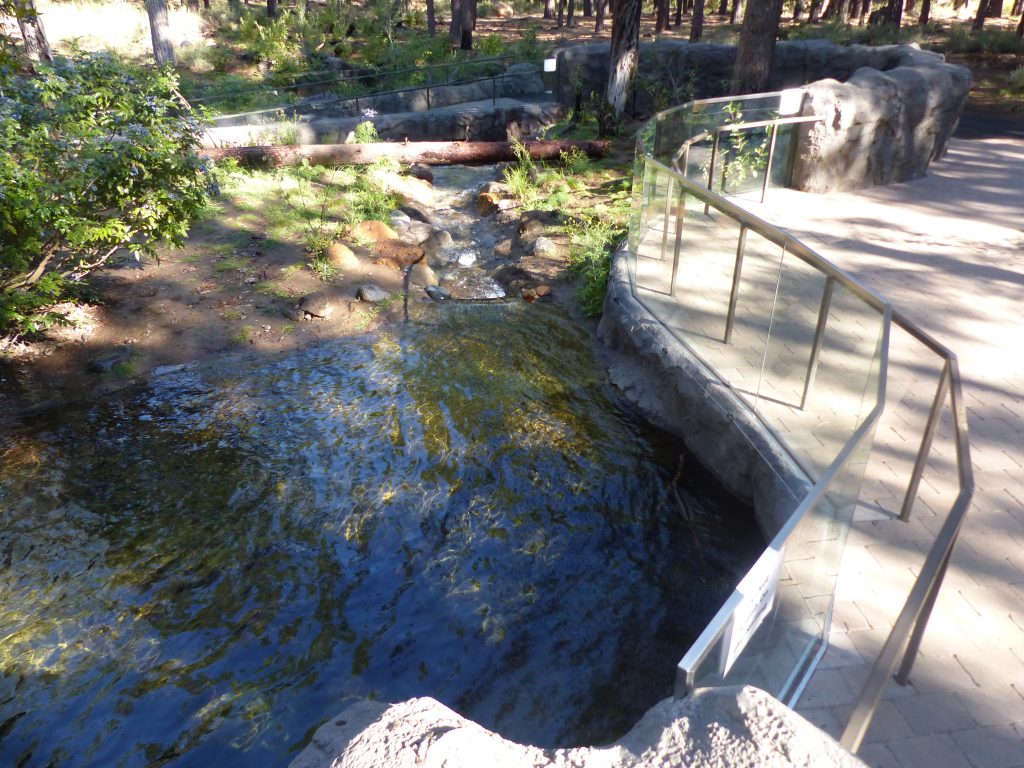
top-left (0, 53), bottom-right (210, 335)
top-left (565, 215), bottom-right (625, 317)
top-left (1008, 67), bottom-right (1024, 93)
top-left (353, 120), bottom-right (381, 143)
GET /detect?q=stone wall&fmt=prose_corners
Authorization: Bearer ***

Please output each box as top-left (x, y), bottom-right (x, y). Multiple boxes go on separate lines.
top-left (555, 40), bottom-right (970, 191)
top-left (598, 250), bottom-right (811, 541)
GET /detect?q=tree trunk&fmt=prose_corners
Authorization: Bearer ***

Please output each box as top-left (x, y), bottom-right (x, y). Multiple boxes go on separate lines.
top-left (675, 0), bottom-right (684, 26)
top-left (267, 0), bottom-right (278, 16)
top-left (716, 0), bottom-right (729, 13)
top-left (596, 0), bottom-right (609, 30)
top-left (14, 0), bottom-right (53, 62)
top-left (1012, 0), bottom-right (1022, 15)
top-left (607, 0), bottom-right (641, 114)
top-left (656, 0), bottom-right (670, 30)
top-left (792, 0), bottom-right (804, 20)
top-left (568, 0), bottom-right (578, 26)
top-left (1017, 6), bottom-right (1024, 34)
top-left (732, 0), bottom-right (783, 94)
top-left (545, 0), bottom-right (557, 19)
top-left (145, 0), bottom-right (176, 65)
top-left (988, 0), bottom-right (1003, 16)
top-left (972, 0), bottom-right (987, 27)
top-left (919, 0), bottom-right (931, 22)
top-left (732, 0), bottom-right (745, 23)
top-left (427, 0), bottom-right (436, 34)
top-left (557, 0), bottom-right (566, 26)
top-left (583, 0), bottom-right (593, 18)
top-left (690, 0), bottom-right (705, 40)
top-left (809, 0), bottom-right (823, 21)
top-left (450, 0), bottom-right (474, 48)
top-left (204, 140), bottom-right (611, 169)
top-left (204, 0), bottom-right (211, 8)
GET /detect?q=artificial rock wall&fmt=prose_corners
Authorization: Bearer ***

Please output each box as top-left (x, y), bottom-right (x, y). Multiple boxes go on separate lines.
top-left (556, 40), bottom-right (971, 191)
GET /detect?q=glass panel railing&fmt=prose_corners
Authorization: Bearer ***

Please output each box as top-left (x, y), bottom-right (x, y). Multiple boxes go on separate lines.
top-left (625, 151), bottom-right (890, 704)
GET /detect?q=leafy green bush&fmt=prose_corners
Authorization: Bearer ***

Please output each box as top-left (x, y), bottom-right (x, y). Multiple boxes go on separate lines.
top-left (478, 33), bottom-right (506, 57)
top-left (0, 53), bottom-right (210, 335)
top-left (565, 215), bottom-right (626, 317)
top-left (943, 24), bottom-right (1024, 54)
top-left (1008, 66), bottom-right (1024, 93)
top-left (353, 120), bottom-right (381, 143)
top-left (783, 18), bottom-right (919, 47)
top-left (238, 10), bottom-right (304, 72)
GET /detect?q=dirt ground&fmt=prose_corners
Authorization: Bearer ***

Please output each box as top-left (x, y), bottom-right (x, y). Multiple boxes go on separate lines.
top-left (2, 13), bottom-right (1022, 420)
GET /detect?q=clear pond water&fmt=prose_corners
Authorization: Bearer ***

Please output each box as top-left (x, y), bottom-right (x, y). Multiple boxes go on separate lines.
top-left (0, 301), bottom-right (762, 767)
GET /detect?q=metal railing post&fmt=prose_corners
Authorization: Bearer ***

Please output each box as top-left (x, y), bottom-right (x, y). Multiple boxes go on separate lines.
top-left (669, 189), bottom-right (687, 298)
top-left (705, 131), bottom-right (721, 215)
top-left (761, 123), bottom-right (779, 203)
top-left (661, 176), bottom-right (675, 256)
top-left (725, 225), bottom-right (748, 344)
top-left (800, 276), bottom-right (836, 411)
top-left (899, 360), bottom-right (951, 521)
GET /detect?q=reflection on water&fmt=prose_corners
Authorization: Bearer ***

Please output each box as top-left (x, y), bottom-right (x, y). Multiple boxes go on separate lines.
top-left (0, 302), bottom-right (762, 767)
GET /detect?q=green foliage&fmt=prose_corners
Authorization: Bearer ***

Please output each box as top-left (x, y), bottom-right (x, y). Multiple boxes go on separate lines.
top-left (783, 18), bottom-right (919, 47)
top-left (507, 22), bottom-right (545, 64)
top-left (343, 173), bottom-right (399, 225)
top-left (502, 139), bottom-right (540, 206)
top-left (714, 102), bottom-right (770, 191)
top-left (353, 120), bottom-right (381, 144)
top-left (559, 147), bottom-right (594, 178)
top-left (307, 254), bottom-right (338, 282)
top-left (565, 214), bottom-right (626, 317)
top-left (0, 53), bottom-right (210, 336)
top-left (943, 24), bottom-right (1024, 55)
top-left (478, 34), bottom-right (506, 57)
top-left (238, 10), bottom-right (304, 72)
top-left (1007, 67), bottom-right (1024, 94)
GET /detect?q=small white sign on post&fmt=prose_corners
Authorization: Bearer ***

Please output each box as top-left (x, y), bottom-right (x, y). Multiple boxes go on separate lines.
top-left (724, 546), bottom-right (783, 674)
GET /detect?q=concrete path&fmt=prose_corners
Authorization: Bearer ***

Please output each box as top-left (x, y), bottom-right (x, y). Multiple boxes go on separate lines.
top-left (744, 137), bottom-right (1024, 768)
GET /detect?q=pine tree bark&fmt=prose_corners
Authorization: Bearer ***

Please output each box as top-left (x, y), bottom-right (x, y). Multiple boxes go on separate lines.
top-left (545, 0), bottom-right (557, 19)
top-left (583, 0), bottom-right (593, 17)
top-left (450, 0), bottom-right (474, 48)
top-left (971, 0), bottom-right (987, 28)
top-left (145, 0), bottom-right (176, 65)
top-left (595, 0), bottom-right (609, 31)
top-left (607, 0), bottom-right (641, 114)
top-left (14, 0), bottom-right (53, 62)
top-left (427, 0), bottom-right (436, 34)
top-left (675, 0), bottom-right (685, 26)
top-left (732, 0), bottom-right (783, 94)
top-left (656, 0), bottom-right (671, 30)
top-left (919, 0), bottom-right (932, 23)
top-left (731, 0), bottom-right (745, 23)
top-left (267, 0), bottom-right (278, 17)
top-left (690, 0), bottom-right (705, 40)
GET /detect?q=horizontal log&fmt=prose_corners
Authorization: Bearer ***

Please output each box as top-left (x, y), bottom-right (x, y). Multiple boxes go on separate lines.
top-left (202, 140), bottom-right (610, 169)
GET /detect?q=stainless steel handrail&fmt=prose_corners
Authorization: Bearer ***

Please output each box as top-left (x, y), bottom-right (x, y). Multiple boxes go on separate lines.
top-left (633, 95), bottom-right (974, 755)
top-left (839, 318), bottom-right (973, 752)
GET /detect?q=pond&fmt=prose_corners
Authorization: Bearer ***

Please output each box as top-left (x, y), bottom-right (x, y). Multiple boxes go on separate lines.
top-left (0, 301), bottom-right (762, 767)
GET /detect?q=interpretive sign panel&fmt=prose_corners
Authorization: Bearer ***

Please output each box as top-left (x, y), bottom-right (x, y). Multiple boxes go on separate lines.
top-left (724, 546), bottom-right (783, 674)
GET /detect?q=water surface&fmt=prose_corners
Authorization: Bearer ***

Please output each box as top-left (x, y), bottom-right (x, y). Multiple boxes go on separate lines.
top-left (0, 302), bottom-right (761, 767)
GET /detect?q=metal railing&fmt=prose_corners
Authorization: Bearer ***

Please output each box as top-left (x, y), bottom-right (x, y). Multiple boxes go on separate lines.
top-left (626, 92), bottom-right (973, 754)
top-left (193, 55), bottom-right (511, 107)
top-left (208, 58), bottom-right (523, 124)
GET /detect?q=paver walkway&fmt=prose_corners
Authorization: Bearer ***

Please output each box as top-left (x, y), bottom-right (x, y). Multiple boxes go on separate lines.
top-left (744, 136), bottom-right (1024, 768)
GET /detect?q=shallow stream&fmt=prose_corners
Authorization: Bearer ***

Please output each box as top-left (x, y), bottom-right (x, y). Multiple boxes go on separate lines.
top-left (0, 166), bottom-right (763, 767)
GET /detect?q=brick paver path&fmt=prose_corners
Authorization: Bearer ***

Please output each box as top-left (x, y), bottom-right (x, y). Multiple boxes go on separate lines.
top-left (747, 137), bottom-right (1024, 768)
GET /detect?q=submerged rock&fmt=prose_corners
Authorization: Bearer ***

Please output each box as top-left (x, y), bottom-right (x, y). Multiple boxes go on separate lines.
top-left (357, 284), bottom-right (390, 303)
top-left (408, 263), bottom-right (439, 287)
top-left (424, 285), bottom-right (451, 301)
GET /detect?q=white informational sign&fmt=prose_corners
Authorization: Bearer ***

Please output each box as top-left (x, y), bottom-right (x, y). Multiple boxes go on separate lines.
top-left (724, 546), bottom-right (783, 674)
top-left (779, 88), bottom-right (804, 116)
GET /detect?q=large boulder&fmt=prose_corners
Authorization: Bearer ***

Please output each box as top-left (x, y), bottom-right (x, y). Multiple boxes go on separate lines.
top-left (289, 687), bottom-right (867, 768)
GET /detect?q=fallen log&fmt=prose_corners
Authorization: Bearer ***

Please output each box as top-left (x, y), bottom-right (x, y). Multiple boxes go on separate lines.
top-left (203, 140), bottom-right (610, 169)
